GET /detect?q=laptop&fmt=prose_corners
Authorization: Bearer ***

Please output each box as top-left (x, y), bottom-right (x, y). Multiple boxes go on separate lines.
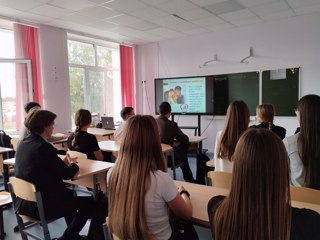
top-left (101, 116), bottom-right (115, 130)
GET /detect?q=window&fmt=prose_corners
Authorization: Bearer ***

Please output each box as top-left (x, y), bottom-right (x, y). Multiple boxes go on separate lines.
top-left (68, 38), bottom-right (120, 126)
top-left (0, 28), bottom-right (34, 134)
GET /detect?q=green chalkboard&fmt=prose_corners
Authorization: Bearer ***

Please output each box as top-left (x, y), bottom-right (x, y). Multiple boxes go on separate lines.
top-left (262, 68), bottom-right (300, 116)
top-left (214, 72), bottom-right (259, 116)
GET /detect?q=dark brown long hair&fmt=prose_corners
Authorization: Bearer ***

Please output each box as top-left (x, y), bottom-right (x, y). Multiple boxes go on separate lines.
top-left (218, 100), bottom-right (250, 160)
top-left (213, 128), bottom-right (291, 240)
top-left (297, 94), bottom-right (320, 189)
top-left (72, 109), bottom-right (92, 147)
top-left (108, 115), bottom-right (166, 239)
top-left (24, 109), bottom-right (56, 134)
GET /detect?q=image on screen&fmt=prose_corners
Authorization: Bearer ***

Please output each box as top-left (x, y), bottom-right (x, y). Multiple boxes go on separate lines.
top-left (155, 76), bottom-right (214, 115)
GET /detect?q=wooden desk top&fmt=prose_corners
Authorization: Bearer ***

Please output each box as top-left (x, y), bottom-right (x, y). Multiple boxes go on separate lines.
top-left (98, 140), bottom-right (173, 154)
top-left (175, 181), bottom-right (320, 227)
top-left (88, 128), bottom-right (115, 137)
top-left (67, 157), bottom-right (114, 180)
top-left (3, 158), bottom-right (15, 165)
top-left (0, 191), bottom-right (12, 206)
top-left (0, 147), bottom-right (13, 154)
top-left (188, 136), bottom-right (206, 143)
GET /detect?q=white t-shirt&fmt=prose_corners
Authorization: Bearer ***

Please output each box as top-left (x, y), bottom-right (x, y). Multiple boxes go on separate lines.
top-left (283, 133), bottom-right (305, 186)
top-left (113, 122), bottom-right (125, 143)
top-left (214, 130), bottom-right (234, 172)
top-left (107, 169), bottom-right (178, 240)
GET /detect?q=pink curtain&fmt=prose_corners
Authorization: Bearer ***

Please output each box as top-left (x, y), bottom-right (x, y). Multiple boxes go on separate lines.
top-left (120, 45), bottom-right (134, 107)
top-left (14, 24), bottom-right (42, 130)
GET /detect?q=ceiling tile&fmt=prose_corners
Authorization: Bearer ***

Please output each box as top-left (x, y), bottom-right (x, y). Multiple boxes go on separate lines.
top-left (219, 9), bottom-right (256, 21)
top-left (168, 22), bottom-right (200, 31)
top-left (231, 16), bottom-right (263, 26)
top-left (0, 0), bottom-right (41, 11)
top-left (293, 3), bottom-right (320, 15)
top-left (237, 0), bottom-right (278, 8)
top-left (106, 14), bottom-right (143, 25)
top-left (49, 0), bottom-right (96, 11)
top-left (87, 20), bottom-right (118, 30)
top-left (127, 21), bottom-right (160, 31)
top-left (103, 0), bottom-right (147, 13)
top-left (181, 27), bottom-right (209, 35)
top-left (193, 15), bottom-right (227, 26)
top-left (146, 27), bottom-right (185, 37)
top-left (189, 0), bottom-right (226, 7)
top-left (89, 0), bottom-right (113, 4)
top-left (286, 0), bottom-right (320, 8)
top-left (130, 7), bottom-right (168, 21)
top-left (204, 0), bottom-right (246, 15)
top-left (29, 4), bottom-right (73, 18)
top-left (260, 9), bottom-right (295, 21)
top-left (108, 26), bottom-right (141, 35)
top-left (15, 12), bottom-right (55, 23)
top-left (204, 22), bottom-right (234, 31)
top-left (250, 1), bottom-right (290, 16)
top-left (148, 14), bottom-right (185, 26)
top-left (79, 6), bottom-right (120, 19)
top-left (139, 0), bottom-right (172, 6)
top-left (175, 7), bottom-right (214, 20)
top-left (62, 12), bottom-right (99, 24)
top-left (0, 5), bottom-right (22, 16)
top-left (154, 0), bottom-right (198, 14)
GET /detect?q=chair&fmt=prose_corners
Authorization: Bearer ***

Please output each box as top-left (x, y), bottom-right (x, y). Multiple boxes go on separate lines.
top-left (207, 171), bottom-right (232, 189)
top-left (8, 177), bottom-right (63, 240)
top-left (0, 191), bottom-right (12, 240)
top-left (290, 186), bottom-right (320, 205)
top-left (10, 138), bottom-right (20, 151)
top-left (67, 150), bottom-right (87, 159)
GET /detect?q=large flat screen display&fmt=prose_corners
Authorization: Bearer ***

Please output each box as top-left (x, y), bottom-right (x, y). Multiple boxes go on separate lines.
top-left (155, 76), bottom-right (214, 115)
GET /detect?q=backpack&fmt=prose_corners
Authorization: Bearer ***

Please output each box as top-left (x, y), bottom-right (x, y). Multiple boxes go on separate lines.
top-left (0, 130), bottom-right (12, 148)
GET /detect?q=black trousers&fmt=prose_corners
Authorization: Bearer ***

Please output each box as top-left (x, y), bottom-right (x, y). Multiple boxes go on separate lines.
top-left (173, 143), bottom-right (195, 183)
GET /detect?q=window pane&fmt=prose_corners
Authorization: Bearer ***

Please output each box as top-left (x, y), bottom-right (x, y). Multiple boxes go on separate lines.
top-left (88, 71), bottom-right (105, 114)
top-left (0, 29), bottom-right (15, 58)
top-left (96, 46), bottom-right (113, 68)
top-left (68, 40), bottom-right (95, 66)
top-left (69, 67), bottom-right (85, 125)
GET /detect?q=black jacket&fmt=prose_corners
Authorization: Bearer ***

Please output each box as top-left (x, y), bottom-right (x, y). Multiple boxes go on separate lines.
top-left (250, 122), bottom-right (286, 139)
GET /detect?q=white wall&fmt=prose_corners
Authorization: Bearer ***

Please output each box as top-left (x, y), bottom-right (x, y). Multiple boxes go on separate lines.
top-left (135, 13), bottom-right (320, 152)
top-left (39, 25), bottom-right (71, 133)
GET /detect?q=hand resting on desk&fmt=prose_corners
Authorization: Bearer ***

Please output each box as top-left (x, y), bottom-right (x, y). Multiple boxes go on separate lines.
top-left (63, 154), bottom-right (78, 165)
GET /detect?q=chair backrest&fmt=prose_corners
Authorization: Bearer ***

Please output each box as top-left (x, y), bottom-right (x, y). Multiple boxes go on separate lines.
top-left (67, 150), bottom-right (87, 159)
top-left (207, 171), bottom-right (232, 189)
top-left (290, 186), bottom-right (320, 205)
top-left (9, 177), bottom-right (37, 202)
top-left (11, 138), bottom-right (20, 151)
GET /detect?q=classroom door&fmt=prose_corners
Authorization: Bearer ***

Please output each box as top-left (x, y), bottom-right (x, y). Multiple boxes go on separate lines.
top-left (0, 59), bottom-right (33, 133)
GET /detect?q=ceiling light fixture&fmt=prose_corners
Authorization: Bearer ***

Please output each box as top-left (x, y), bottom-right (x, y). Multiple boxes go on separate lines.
top-left (199, 54), bottom-right (219, 68)
top-left (240, 47), bottom-right (253, 64)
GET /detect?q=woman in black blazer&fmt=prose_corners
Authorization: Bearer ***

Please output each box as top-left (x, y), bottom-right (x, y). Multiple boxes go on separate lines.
top-left (15, 109), bottom-right (95, 240)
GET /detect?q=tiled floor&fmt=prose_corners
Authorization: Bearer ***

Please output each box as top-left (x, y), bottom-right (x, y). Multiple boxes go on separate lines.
top-left (1, 155), bottom-right (213, 240)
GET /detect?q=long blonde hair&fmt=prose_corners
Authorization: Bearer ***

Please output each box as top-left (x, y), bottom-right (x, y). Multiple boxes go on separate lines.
top-left (108, 115), bottom-right (166, 239)
top-left (256, 104), bottom-right (275, 130)
top-left (218, 100), bottom-right (250, 160)
top-left (213, 128), bottom-right (291, 240)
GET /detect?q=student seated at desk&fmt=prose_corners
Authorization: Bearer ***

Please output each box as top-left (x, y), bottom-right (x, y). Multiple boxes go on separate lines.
top-left (208, 128), bottom-right (320, 240)
top-left (250, 103), bottom-right (286, 139)
top-left (283, 94), bottom-right (320, 189)
top-left (68, 109), bottom-right (105, 161)
top-left (214, 101), bottom-right (249, 172)
top-left (108, 115), bottom-right (198, 240)
top-left (15, 109), bottom-right (98, 240)
top-left (156, 102), bottom-right (195, 183)
top-left (113, 106), bottom-right (135, 143)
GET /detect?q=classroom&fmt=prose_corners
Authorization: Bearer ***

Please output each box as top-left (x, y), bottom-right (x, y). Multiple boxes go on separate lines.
top-left (0, 0), bottom-right (320, 239)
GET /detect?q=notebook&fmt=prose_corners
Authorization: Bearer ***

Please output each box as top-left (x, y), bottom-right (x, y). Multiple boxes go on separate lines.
top-left (101, 116), bottom-right (115, 130)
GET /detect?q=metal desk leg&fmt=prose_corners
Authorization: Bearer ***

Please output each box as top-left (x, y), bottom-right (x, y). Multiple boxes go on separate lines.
top-left (92, 174), bottom-right (98, 200)
top-left (171, 150), bottom-right (176, 180)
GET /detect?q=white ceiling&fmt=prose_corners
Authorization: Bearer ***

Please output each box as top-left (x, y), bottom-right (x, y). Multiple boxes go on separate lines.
top-left (1, 0), bottom-right (320, 45)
